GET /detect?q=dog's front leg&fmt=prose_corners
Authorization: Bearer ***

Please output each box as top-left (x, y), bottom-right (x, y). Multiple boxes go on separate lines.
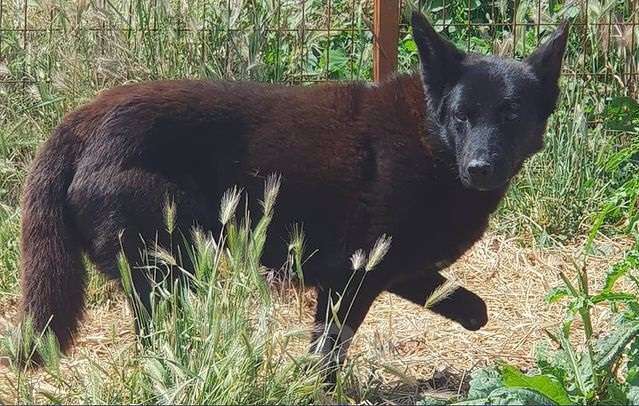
top-left (387, 272), bottom-right (488, 331)
top-left (310, 273), bottom-right (384, 381)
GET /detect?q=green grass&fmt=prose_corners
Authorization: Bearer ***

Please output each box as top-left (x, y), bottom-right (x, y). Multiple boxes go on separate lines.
top-left (0, 205), bottom-right (20, 297)
top-left (495, 77), bottom-right (626, 244)
top-left (1, 177), bottom-right (396, 404)
top-left (0, 0), bottom-right (637, 404)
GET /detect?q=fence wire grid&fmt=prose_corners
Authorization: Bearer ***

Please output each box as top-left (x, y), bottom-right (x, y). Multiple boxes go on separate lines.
top-left (0, 0), bottom-right (636, 96)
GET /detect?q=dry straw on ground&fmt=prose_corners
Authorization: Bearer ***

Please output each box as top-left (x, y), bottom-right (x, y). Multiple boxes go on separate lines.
top-left (0, 233), bottom-right (630, 403)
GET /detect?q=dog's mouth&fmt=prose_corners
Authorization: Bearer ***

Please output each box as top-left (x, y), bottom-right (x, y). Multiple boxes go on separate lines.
top-left (460, 172), bottom-right (510, 192)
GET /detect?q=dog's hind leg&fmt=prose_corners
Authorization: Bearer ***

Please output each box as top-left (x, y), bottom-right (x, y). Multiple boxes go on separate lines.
top-left (68, 167), bottom-right (217, 335)
top-left (387, 273), bottom-right (488, 330)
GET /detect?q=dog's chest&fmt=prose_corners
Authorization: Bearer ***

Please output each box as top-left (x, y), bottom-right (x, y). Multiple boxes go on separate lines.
top-left (385, 183), bottom-right (503, 274)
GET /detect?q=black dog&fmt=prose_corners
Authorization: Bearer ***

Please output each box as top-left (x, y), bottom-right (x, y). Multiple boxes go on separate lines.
top-left (18, 12), bottom-right (568, 366)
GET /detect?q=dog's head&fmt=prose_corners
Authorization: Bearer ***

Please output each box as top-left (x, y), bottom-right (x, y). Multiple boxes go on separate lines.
top-left (412, 12), bottom-right (569, 191)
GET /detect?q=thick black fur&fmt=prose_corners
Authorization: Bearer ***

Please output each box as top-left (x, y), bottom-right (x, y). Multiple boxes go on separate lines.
top-left (18, 12), bottom-right (568, 368)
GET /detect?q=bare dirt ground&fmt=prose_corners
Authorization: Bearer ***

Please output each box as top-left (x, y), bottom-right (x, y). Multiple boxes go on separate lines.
top-left (0, 233), bottom-right (630, 403)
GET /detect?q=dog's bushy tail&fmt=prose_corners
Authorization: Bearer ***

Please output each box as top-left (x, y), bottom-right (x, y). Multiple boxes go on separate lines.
top-left (19, 124), bottom-right (85, 354)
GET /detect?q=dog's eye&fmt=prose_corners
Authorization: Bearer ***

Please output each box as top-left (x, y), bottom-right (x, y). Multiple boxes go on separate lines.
top-left (454, 111), bottom-right (469, 123)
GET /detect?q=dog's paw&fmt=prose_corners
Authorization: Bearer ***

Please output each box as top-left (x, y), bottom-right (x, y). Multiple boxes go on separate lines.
top-left (430, 287), bottom-right (488, 330)
top-left (454, 291), bottom-right (488, 330)
top-left (458, 308), bottom-right (488, 330)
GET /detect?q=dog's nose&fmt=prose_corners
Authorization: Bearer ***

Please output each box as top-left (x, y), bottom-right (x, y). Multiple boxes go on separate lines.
top-left (467, 159), bottom-right (494, 182)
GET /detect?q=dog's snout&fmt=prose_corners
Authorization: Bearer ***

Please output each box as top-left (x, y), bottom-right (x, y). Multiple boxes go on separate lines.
top-left (467, 159), bottom-right (494, 182)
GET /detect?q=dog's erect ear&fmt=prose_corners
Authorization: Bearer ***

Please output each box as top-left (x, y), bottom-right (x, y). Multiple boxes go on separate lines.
top-left (525, 21), bottom-right (569, 117)
top-left (411, 11), bottom-right (465, 113)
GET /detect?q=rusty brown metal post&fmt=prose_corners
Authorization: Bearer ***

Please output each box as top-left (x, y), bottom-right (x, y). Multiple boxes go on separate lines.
top-left (373, 0), bottom-right (400, 82)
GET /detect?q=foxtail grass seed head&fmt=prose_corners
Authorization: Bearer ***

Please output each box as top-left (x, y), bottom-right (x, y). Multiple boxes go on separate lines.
top-left (288, 223), bottom-right (305, 253)
top-left (152, 245), bottom-right (178, 267)
top-left (192, 227), bottom-right (218, 254)
top-left (350, 249), bottom-right (366, 271)
top-left (365, 234), bottom-right (392, 272)
top-left (262, 173), bottom-right (282, 215)
top-left (219, 186), bottom-right (242, 226)
top-left (163, 195), bottom-right (177, 235)
top-left (424, 280), bottom-right (459, 309)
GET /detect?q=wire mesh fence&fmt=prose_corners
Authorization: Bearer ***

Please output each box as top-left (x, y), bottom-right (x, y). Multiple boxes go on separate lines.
top-left (0, 0), bottom-right (636, 95)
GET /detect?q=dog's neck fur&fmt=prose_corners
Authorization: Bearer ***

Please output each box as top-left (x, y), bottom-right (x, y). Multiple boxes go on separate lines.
top-left (366, 73), bottom-right (501, 193)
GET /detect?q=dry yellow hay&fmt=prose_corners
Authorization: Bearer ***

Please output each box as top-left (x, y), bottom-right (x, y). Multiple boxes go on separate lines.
top-left (0, 233), bottom-right (631, 403)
